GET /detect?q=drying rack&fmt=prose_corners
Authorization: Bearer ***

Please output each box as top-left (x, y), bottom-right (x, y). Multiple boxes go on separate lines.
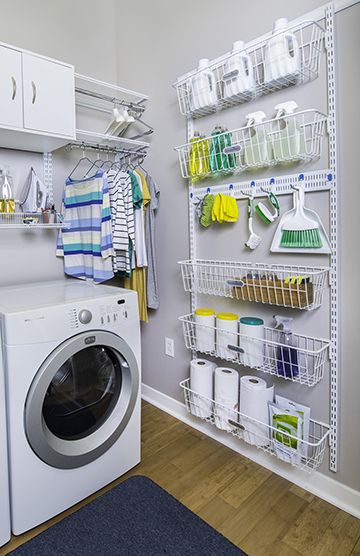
top-left (175, 4), bottom-right (339, 473)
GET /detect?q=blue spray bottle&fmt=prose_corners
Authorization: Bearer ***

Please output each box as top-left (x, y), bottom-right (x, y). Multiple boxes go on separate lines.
top-left (274, 315), bottom-right (299, 378)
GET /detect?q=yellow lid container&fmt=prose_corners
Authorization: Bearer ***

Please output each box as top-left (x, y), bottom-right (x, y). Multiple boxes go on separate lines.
top-left (195, 308), bottom-right (215, 317)
top-left (216, 312), bottom-right (238, 321)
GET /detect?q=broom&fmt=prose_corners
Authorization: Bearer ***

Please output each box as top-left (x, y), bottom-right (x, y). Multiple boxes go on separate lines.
top-left (280, 186), bottom-right (322, 249)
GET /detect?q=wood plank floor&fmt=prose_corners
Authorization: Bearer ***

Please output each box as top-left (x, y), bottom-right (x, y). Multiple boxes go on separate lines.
top-left (2, 401), bottom-right (359, 556)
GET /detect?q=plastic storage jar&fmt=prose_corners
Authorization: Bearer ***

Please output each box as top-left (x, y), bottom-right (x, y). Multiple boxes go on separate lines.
top-left (194, 308), bottom-right (216, 353)
top-left (239, 317), bottom-right (264, 368)
top-left (216, 312), bottom-right (239, 360)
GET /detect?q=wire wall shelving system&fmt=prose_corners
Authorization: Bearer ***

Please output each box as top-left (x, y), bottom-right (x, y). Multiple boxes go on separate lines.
top-left (174, 3), bottom-right (339, 473)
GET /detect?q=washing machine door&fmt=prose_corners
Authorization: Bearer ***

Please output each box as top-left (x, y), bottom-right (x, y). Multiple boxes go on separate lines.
top-left (25, 330), bottom-right (139, 469)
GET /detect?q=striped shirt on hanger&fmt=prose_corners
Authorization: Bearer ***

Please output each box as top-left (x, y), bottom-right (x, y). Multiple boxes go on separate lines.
top-left (56, 169), bottom-right (114, 283)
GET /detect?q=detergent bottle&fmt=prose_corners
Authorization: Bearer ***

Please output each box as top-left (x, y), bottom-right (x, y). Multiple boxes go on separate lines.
top-left (244, 111), bottom-right (272, 168)
top-left (0, 167), bottom-right (15, 213)
top-left (223, 41), bottom-right (255, 101)
top-left (273, 315), bottom-right (299, 379)
top-left (190, 58), bottom-right (218, 112)
top-left (264, 18), bottom-right (300, 86)
top-left (271, 101), bottom-right (306, 162)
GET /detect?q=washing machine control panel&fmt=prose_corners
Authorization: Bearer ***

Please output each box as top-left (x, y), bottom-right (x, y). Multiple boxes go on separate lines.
top-left (99, 300), bottom-right (128, 326)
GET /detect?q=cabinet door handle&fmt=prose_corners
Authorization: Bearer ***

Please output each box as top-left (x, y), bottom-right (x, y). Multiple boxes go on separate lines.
top-left (11, 76), bottom-right (16, 100)
top-left (31, 81), bottom-right (37, 104)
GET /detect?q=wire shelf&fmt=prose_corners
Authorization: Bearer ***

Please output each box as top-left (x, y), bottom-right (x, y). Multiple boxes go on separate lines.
top-left (179, 313), bottom-right (330, 387)
top-left (0, 212), bottom-right (65, 229)
top-left (180, 378), bottom-right (330, 472)
top-left (174, 20), bottom-right (324, 118)
top-left (175, 110), bottom-right (327, 181)
top-left (179, 260), bottom-right (329, 310)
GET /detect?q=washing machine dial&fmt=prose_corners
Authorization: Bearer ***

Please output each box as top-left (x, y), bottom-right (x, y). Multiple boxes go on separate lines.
top-left (78, 309), bottom-right (92, 324)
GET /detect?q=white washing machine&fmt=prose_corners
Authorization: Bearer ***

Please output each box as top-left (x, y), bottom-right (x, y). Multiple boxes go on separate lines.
top-left (0, 336), bottom-right (10, 547)
top-left (0, 280), bottom-right (141, 535)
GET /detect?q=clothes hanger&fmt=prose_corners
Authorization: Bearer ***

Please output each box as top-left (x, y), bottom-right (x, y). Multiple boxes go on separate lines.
top-left (68, 146), bottom-right (96, 180)
top-left (85, 149), bottom-right (104, 176)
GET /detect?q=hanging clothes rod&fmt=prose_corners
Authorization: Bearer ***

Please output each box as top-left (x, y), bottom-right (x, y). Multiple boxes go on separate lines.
top-left (66, 141), bottom-right (148, 157)
top-left (75, 87), bottom-right (145, 114)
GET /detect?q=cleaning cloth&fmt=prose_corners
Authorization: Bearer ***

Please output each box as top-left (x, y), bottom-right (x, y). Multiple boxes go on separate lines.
top-left (212, 193), bottom-right (239, 223)
top-left (200, 193), bottom-right (215, 227)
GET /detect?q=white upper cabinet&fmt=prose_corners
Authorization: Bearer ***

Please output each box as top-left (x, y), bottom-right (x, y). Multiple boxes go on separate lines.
top-left (22, 53), bottom-right (75, 138)
top-left (0, 45), bottom-right (23, 129)
top-left (0, 42), bottom-right (76, 152)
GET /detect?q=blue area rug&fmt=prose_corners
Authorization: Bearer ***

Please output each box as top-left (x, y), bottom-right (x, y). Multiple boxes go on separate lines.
top-left (10, 476), bottom-right (246, 555)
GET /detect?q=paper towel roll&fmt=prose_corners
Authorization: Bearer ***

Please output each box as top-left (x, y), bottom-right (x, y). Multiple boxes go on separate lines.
top-left (240, 375), bottom-right (274, 447)
top-left (190, 359), bottom-right (216, 419)
top-left (214, 367), bottom-right (239, 431)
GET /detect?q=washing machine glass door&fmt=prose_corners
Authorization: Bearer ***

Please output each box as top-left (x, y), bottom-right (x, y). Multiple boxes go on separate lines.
top-left (25, 331), bottom-right (139, 469)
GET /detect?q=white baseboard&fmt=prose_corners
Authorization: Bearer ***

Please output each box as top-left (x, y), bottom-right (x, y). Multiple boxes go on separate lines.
top-left (142, 382), bottom-right (360, 519)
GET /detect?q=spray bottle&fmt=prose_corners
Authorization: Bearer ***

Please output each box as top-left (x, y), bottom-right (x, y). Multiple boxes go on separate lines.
top-left (273, 315), bottom-right (299, 378)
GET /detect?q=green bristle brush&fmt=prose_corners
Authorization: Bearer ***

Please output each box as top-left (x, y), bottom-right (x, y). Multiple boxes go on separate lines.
top-left (280, 186), bottom-right (322, 249)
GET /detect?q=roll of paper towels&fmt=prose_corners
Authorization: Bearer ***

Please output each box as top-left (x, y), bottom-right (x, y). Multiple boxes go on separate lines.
top-left (239, 375), bottom-right (274, 447)
top-left (190, 359), bottom-right (216, 419)
top-left (214, 367), bottom-right (239, 431)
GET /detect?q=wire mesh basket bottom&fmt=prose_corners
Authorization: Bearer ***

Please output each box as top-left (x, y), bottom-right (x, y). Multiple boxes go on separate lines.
top-left (180, 379), bottom-right (330, 473)
top-left (179, 313), bottom-right (330, 387)
top-left (179, 260), bottom-right (329, 311)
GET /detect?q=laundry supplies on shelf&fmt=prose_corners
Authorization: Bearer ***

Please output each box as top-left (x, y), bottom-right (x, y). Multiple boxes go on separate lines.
top-left (222, 41), bottom-right (255, 102)
top-left (175, 110), bottom-right (326, 181)
top-left (188, 133), bottom-right (210, 182)
top-left (179, 312), bottom-right (330, 387)
top-left (189, 59), bottom-right (218, 114)
top-left (239, 317), bottom-right (265, 368)
top-left (0, 168), bottom-right (15, 214)
top-left (179, 260), bottom-right (329, 310)
top-left (273, 315), bottom-right (299, 379)
top-left (174, 20), bottom-right (324, 118)
top-left (216, 312), bottom-right (239, 360)
top-left (270, 101), bottom-right (306, 161)
top-left (263, 18), bottom-right (301, 86)
top-left (244, 111), bottom-right (273, 168)
top-left (240, 375), bottom-right (274, 447)
top-left (194, 308), bottom-right (216, 352)
top-left (180, 377), bottom-right (330, 472)
top-left (275, 395), bottom-right (311, 458)
top-left (209, 126), bottom-right (237, 174)
top-left (189, 358), bottom-right (216, 419)
top-left (214, 367), bottom-right (239, 431)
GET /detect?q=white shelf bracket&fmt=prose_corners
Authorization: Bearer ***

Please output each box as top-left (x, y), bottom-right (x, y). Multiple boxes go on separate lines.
top-left (326, 2), bottom-right (339, 473)
top-left (43, 152), bottom-right (53, 207)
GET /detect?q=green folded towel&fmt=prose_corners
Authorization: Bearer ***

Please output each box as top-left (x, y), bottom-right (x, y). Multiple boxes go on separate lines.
top-left (200, 194), bottom-right (215, 227)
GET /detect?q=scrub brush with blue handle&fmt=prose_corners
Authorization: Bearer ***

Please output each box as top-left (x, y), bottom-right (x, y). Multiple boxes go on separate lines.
top-left (280, 186), bottom-right (322, 248)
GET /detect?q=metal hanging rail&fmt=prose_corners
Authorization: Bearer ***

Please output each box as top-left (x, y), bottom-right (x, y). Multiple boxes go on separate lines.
top-left (75, 87), bottom-right (145, 114)
top-left (65, 141), bottom-right (148, 158)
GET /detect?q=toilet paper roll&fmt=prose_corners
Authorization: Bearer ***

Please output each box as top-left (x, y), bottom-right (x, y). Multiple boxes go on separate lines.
top-left (190, 359), bottom-right (216, 419)
top-left (239, 375), bottom-right (274, 447)
top-left (214, 367), bottom-right (239, 431)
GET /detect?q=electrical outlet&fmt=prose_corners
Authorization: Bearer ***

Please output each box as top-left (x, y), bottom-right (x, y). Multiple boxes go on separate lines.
top-left (165, 337), bottom-right (175, 358)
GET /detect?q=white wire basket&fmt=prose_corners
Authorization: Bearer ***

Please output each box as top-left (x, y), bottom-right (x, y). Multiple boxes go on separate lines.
top-left (179, 260), bottom-right (329, 310)
top-left (180, 378), bottom-right (330, 472)
top-left (179, 313), bottom-right (330, 387)
top-left (174, 20), bottom-right (324, 118)
top-left (0, 212), bottom-right (65, 229)
top-left (175, 110), bottom-right (327, 181)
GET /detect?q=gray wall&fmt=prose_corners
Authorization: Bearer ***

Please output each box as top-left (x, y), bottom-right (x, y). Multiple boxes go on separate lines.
top-left (115, 0), bottom-right (360, 491)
